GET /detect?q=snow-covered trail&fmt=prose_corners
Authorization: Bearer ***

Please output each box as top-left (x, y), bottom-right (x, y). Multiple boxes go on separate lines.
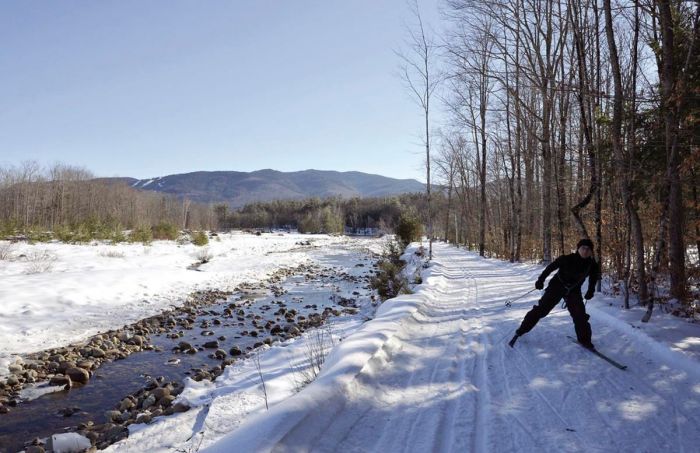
top-left (205, 243), bottom-right (700, 453)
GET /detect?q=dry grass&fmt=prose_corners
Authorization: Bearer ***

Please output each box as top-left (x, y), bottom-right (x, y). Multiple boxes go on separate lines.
top-left (289, 324), bottom-right (336, 391)
top-left (100, 249), bottom-right (125, 258)
top-left (195, 248), bottom-right (214, 264)
top-left (0, 242), bottom-right (15, 260)
top-left (24, 249), bottom-right (57, 274)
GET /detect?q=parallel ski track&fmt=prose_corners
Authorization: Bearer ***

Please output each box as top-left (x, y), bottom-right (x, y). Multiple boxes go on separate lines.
top-left (272, 252), bottom-right (484, 453)
top-left (266, 244), bottom-right (700, 453)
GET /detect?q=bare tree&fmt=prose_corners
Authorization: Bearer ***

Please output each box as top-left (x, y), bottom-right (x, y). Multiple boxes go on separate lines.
top-left (0, 161), bottom-right (217, 238)
top-left (434, 0), bottom-right (697, 316)
top-left (397, 0), bottom-right (440, 259)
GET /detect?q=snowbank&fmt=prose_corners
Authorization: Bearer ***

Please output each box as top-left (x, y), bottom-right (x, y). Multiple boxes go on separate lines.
top-left (199, 245), bottom-right (429, 452)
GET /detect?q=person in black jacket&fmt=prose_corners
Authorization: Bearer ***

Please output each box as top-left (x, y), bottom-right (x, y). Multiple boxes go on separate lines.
top-left (509, 238), bottom-right (599, 349)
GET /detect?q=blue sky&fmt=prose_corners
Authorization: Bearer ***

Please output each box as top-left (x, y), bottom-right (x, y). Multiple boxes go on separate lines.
top-left (0, 1), bottom-right (442, 182)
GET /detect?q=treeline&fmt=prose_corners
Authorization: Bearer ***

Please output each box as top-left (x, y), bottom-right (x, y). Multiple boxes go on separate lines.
top-left (0, 161), bottom-right (430, 242)
top-left (400, 0), bottom-right (698, 310)
top-left (215, 194), bottom-right (428, 234)
top-left (0, 161), bottom-right (216, 240)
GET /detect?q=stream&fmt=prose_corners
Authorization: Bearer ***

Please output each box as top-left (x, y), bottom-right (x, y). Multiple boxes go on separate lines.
top-left (0, 243), bottom-right (379, 453)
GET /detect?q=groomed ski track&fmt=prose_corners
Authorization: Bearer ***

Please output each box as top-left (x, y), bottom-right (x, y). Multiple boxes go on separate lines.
top-left (204, 242), bottom-right (700, 453)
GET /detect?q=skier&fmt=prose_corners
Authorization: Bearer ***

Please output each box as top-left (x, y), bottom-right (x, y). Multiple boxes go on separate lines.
top-left (509, 238), bottom-right (599, 349)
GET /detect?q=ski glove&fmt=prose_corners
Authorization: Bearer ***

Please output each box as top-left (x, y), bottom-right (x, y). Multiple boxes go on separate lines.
top-left (535, 279), bottom-right (544, 290)
top-left (584, 289), bottom-right (595, 300)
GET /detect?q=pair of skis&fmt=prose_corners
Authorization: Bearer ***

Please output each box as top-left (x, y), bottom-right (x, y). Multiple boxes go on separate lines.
top-left (566, 335), bottom-right (627, 370)
top-left (508, 334), bottom-right (627, 370)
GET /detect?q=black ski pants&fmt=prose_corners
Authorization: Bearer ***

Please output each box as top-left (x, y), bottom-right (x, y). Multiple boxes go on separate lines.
top-left (516, 279), bottom-right (592, 344)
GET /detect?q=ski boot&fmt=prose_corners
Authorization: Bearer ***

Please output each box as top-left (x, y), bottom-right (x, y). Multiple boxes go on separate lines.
top-left (508, 333), bottom-right (519, 348)
top-left (579, 341), bottom-right (595, 350)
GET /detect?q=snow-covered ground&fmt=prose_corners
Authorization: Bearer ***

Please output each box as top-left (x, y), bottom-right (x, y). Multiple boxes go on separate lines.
top-left (0, 236), bottom-right (700, 452)
top-left (99, 241), bottom-right (700, 453)
top-left (0, 232), bottom-right (388, 378)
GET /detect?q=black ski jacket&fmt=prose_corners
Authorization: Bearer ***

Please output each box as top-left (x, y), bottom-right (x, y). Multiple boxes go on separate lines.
top-left (537, 253), bottom-right (599, 294)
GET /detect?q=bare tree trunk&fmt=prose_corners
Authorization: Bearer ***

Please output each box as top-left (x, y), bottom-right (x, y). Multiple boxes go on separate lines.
top-left (624, 215), bottom-right (631, 309)
top-left (658, 0), bottom-right (688, 300)
top-left (514, 2), bottom-right (523, 261)
top-left (541, 96), bottom-right (553, 263)
top-left (504, 36), bottom-right (518, 262)
top-left (593, 0), bottom-right (603, 292)
top-left (555, 51), bottom-right (572, 255)
top-left (444, 170), bottom-right (454, 242)
top-left (628, 0), bottom-right (649, 304)
top-left (568, 0), bottom-right (596, 240)
top-left (691, 168), bottom-right (700, 260)
top-left (479, 84), bottom-right (488, 257)
top-left (603, 0), bottom-right (629, 298)
top-left (398, 0), bottom-right (438, 259)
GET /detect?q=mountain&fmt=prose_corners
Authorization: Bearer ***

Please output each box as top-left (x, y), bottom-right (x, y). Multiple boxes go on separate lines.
top-left (104, 170), bottom-right (425, 207)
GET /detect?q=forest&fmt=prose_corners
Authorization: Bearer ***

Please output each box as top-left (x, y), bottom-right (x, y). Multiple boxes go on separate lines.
top-left (0, 162), bottom-right (216, 240)
top-left (397, 0), bottom-right (698, 312)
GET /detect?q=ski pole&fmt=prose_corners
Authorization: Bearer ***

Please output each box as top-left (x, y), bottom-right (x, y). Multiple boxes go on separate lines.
top-left (505, 287), bottom-right (538, 307)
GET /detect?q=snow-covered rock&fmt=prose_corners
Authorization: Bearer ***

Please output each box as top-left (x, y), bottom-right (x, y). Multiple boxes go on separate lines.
top-left (46, 432), bottom-right (91, 453)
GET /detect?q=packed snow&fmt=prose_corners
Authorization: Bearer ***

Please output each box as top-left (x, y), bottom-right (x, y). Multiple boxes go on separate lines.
top-left (99, 241), bottom-right (699, 453)
top-left (2, 238), bottom-right (698, 451)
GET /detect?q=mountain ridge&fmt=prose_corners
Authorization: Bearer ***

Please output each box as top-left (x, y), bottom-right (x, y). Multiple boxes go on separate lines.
top-left (99, 169), bottom-right (425, 207)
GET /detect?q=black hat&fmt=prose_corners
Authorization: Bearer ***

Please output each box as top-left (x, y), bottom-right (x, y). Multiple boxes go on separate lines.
top-left (577, 238), bottom-right (594, 249)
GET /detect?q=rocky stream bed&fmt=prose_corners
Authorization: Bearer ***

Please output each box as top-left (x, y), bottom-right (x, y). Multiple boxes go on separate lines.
top-left (0, 248), bottom-right (380, 453)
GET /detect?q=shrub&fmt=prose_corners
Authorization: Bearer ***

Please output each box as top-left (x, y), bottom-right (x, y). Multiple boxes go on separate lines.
top-left (0, 242), bottom-right (15, 260)
top-left (290, 325), bottom-right (336, 391)
top-left (129, 226), bottom-right (153, 244)
top-left (0, 220), bottom-right (20, 239)
top-left (72, 224), bottom-right (94, 243)
top-left (192, 231), bottom-right (209, 246)
top-left (195, 248), bottom-right (213, 263)
top-left (54, 225), bottom-right (75, 243)
top-left (26, 230), bottom-right (52, 243)
top-left (82, 217), bottom-right (110, 241)
top-left (110, 229), bottom-right (127, 243)
top-left (100, 249), bottom-right (125, 258)
top-left (371, 241), bottom-right (411, 301)
top-left (321, 207), bottom-right (344, 234)
top-left (25, 250), bottom-right (57, 274)
top-left (61, 217), bottom-right (113, 242)
top-left (298, 213), bottom-right (321, 234)
top-left (395, 214), bottom-right (423, 246)
top-left (152, 222), bottom-right (180, 240)
top-left (50, 220), bottom-right (126, 244)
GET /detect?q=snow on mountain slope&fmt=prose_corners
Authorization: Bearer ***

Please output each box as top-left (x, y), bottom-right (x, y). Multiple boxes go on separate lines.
top-left (200, 242), bottom-right (700, 453)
